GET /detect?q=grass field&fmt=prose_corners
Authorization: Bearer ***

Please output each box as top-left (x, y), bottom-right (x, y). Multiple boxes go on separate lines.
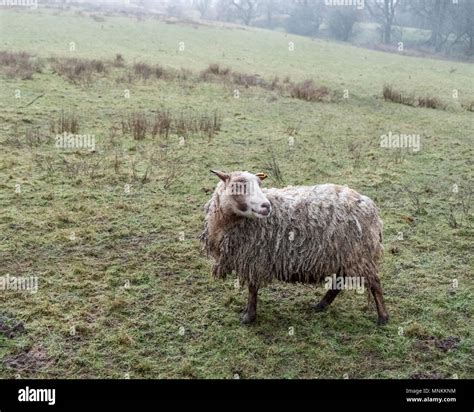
top-left (0, 8), bottom-right (472, 379)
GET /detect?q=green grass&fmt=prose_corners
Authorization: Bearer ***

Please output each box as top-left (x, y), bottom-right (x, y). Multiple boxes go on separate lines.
top-left (0, 8), bottom-right (472, 379)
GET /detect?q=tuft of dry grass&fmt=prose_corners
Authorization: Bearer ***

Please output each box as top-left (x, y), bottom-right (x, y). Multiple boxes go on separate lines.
top-left (151, 108), bottom-right (173, 139)
top-left (199, 63), bottom-right (231, 81)
top-left (289, 79), bottom-right (330, 102)
top-left (199, 63), bottom-right (269, 89)
top-left (461, 100), bottom-right (474, 112)
top-left (231, 71), bottom-right (260, 87)
top-left (417, 95), bottom-right (447, 110)
top-left (382, 85), bottom-right (415, 106)
top-left (198, 110), bottom-right (222, 142)
top-left (126, 112), bottom-right (148, 140)
top-left (51, 57), bottom-right (108, 84)
top-left (0, 50), bottom-right (43, 79)
top-left (383, 85), bottom-right (450, 110)
top-left (206, 63), bottom-right (230, 76)
top-left (121, 107), bottom-right (222, 141)
top-left (133, 62), bottom-right (168, 81)
top-left (50, 110), bottom-right (80, 134)
top-left (113, 53), bottom-right (125, 68)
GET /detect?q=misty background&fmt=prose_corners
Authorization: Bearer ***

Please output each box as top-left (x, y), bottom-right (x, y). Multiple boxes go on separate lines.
top-left (30, 0), bottom-right (474, 60)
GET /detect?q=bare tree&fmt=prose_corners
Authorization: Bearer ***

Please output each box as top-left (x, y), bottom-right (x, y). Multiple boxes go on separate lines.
top-left (231, 0), bottom-right (260, 26)
top-left (258, 0), bottom-right (284, 28)
top-left (215, 0), bottom-right (237, 21)
top-left (193, 0), bottom-right (213, 19)
top-left (366, 0), bottom-right (401, 44)
top-left (328, 8), bottom-right (358, 42)
top-left (409, 0), bottom-right (452, 51)
top-left (449, 0), bottom-right (474, 55)
top-left (286, 0), bottom-right (325, 37)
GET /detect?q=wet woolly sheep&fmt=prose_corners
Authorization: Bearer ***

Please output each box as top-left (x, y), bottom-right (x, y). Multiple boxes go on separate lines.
top-left (201, 170), bottom-right (389, 326)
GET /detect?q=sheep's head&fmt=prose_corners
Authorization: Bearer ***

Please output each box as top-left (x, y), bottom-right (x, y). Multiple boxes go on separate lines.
top-left (210, 170), bottom-right (272, 219)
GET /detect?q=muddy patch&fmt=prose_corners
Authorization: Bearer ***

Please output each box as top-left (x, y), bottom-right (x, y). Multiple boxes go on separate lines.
top-left (0, 313), bottom-right (25, 338)
top-left (434, 336), bottom-right (460, 352)
top-left (4, 344), bottom-right (54, 375)
top-left (414, 335), bottom-right (460, 352)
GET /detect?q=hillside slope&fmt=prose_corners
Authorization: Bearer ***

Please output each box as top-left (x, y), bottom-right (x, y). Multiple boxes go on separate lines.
top-left (0, 8), bottom-right (472, 379)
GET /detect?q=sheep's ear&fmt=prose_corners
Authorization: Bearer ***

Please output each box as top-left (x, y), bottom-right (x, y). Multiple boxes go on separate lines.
top-left (210, 170), bottom-right (230, 182)
top-left (255, 172), bottom-right (268, 181)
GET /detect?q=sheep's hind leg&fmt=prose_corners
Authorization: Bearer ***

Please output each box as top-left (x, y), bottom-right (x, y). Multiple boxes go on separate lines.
top-left (313, 289), bottom-right (341, 312)
top-left (241, 284), bottom-right (258, 324)
top-left (371, 277), bottom-right (389, 326)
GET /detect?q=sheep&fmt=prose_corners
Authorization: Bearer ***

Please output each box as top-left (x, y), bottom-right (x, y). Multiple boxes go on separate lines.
top-left (200, 170), bottom-right (389, 326)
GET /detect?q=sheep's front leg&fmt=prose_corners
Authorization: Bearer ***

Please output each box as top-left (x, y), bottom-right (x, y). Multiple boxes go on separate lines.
top-left (241, 284), bottom-right (258, 324)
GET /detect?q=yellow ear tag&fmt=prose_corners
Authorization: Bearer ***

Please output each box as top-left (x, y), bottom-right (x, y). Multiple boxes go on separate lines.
top-left (256, 173), bottom-right (268, 180)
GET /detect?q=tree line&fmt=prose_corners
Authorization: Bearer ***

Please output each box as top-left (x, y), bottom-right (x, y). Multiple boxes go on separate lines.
top-left (182, 0), bottom-right (474, 56)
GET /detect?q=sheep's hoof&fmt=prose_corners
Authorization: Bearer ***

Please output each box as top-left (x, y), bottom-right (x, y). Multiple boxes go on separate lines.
top-left (240, 312), bottom-right (256, 325)
top-left (377, 315), bottom-right (389, 326)
top-left (312, 302), bottom-right (327, 313)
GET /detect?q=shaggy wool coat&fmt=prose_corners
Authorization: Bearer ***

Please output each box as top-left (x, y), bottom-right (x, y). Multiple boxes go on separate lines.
top-left (201, 183), bottom-right (383, 289)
